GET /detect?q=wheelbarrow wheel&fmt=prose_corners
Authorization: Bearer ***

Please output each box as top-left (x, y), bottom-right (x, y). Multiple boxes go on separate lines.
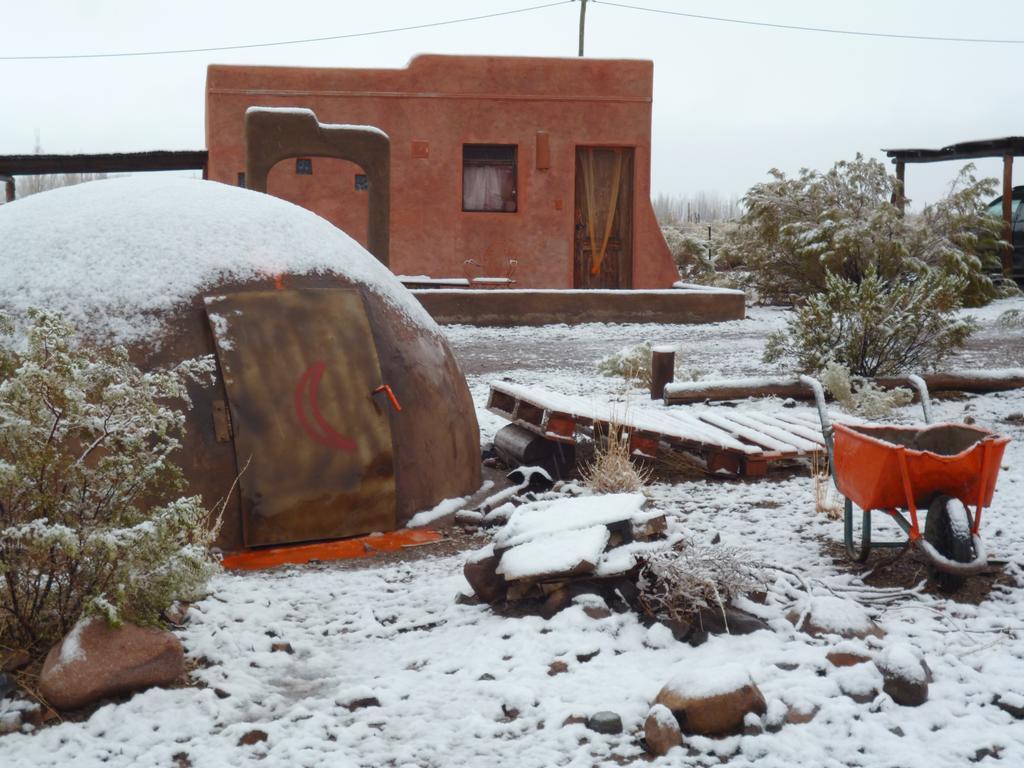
top-left (923, 495), bottom-right (973, 592)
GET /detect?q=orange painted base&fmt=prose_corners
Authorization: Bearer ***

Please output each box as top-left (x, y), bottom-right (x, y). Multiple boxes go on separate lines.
top-left (221, 528), bottom-right (444, 571)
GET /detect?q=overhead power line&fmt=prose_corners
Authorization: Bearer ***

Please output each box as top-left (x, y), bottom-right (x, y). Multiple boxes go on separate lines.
top-left (595, 1), bottom-right (1024, 45)
top-left (0, 1), bottom-right (573, 61)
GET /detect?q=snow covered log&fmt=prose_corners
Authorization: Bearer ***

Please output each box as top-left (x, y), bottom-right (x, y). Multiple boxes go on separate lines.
top-left (663, 369), bottom-right (1024, 404)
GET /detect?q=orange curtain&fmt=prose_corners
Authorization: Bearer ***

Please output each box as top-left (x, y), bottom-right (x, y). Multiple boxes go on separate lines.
top-left (580, 149), bottom-right (623, 276)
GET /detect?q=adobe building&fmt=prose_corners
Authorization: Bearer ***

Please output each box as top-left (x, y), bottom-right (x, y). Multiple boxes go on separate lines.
top-left (205, 54), bottom-right (681, 289)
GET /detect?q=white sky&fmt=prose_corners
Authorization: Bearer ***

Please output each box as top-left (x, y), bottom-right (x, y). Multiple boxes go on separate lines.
top-left (2, 0), bottom-right (1022, 210)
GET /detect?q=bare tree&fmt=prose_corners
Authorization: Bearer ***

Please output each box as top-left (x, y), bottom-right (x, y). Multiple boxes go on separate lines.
top-left (652, 191), bottom-right (741, 224)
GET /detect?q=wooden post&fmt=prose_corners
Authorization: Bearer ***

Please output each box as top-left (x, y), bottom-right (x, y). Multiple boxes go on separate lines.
top-left (891, 160), bottom-right (906, 215)
top-left (1, 175), bottom-right (13, 203)
top-left (578, 0), bottom-right (587, 56)
top-left (650, 346), bottom-right (675, 400)
top-left (1003, 153), bottom-right (1014, 278)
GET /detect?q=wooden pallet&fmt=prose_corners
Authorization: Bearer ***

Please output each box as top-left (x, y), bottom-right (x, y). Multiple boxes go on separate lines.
top-left (487, 381), bottom-right (829, 477)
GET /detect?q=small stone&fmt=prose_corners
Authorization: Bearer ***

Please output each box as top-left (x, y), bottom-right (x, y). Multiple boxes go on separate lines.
top-left (477, 673), bottom-right (496, 681)
top-left (213, 688), bottom-right (231, 699)
top-left (1, 650), bottom-right (31, 674)
top-left (562, 714), bottom-right (587, 727)
top-left (163, 601), bottom-right (190, 626)
top-left (775, 662), bottom-right (800, 671)
top-left (993, 693), bottom-right (1024, 720)
top-left (586, 711), bottom-right (622, 735)
top-left (548, 660), bottom-right (569, 676)
top-left (827, 651), bottom-right (872, 668)
top-left (782, 398), bottom-right (797, 409)
top-left (0, 712), bottom-right (23, 735)
top-left (876, 644), bottom-right (930, 707)
top-left (583, 605), bottom-right (612, 620)
top-left (238, 729), bottom-right (268, 746)
top-left (0, 672), bottom-right (17, 699)
top-left (270, 642), bottom-right (294, 654)
top-left (455, 592), bottom-right (482, 606)
top-left (835, 663), bottom-right (883, 704)
top-left (644, 704), bottom-right (682, 755)
top-left (784, 705), bottom-right (819, 725)
top-left (741, 712), bottom-right (763, 736)
top-left (172, 752), bottom-right (192, 768)
top-left (576, 651), bottom-right (599, 663)
top-left (501, 704), bottom-right (520, 720)
top-left (346, 696), bottom-right (380, 710)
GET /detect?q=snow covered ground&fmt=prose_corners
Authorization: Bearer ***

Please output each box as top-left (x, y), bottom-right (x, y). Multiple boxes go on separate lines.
top-left (3, 298), bottom-right (1024, 767)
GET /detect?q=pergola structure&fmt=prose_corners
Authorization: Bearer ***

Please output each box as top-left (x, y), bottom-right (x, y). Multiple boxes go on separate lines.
top-left (0, 150), bottom-right (208, 203)
top-left (883, 137), bottom-right (1023, 276)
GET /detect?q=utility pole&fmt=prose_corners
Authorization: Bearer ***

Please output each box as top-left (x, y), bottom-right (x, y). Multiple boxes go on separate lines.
top-left (578, 0), bottom-right (587, 56)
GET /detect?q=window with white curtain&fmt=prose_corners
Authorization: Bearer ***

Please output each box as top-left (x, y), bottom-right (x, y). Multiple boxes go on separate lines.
top-left (462, 145), bottom-right (517, 212)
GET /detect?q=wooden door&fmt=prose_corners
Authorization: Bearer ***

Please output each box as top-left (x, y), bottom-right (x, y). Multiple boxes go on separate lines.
top-left (205, 289), bottom-right (396, 547)
top-left (574, 147), bottom-right (634, 288)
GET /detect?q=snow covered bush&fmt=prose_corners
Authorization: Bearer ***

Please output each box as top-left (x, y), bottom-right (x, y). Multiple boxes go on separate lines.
top-left (764, 268), bottom-right (976, 376)
top-left (820, 362), bottom-right (913, 419)
top-left (0, 310), bottom-right (218, 652)
top-left (726, 155), bottom-right (1001, 307)
top-left (637, 542), bottom-right (765, 625)
top-left (597, 342), bottom-right (655, 387)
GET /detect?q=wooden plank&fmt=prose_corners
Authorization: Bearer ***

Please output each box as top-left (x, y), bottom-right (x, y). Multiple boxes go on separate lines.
top-left (1003, 153), bottom-right (1015, 278)
top-left (735, 411), bottom-right (827, 450)
top-left (695, 410), bottom-right (803, 454)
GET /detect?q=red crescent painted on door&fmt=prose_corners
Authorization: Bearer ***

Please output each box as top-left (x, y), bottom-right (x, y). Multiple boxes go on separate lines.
top-left (293, 361), bottom-right (358, 453)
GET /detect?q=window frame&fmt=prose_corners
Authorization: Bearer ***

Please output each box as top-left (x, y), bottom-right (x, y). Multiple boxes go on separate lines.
top-left (461, 144), bottom-right (518, 214)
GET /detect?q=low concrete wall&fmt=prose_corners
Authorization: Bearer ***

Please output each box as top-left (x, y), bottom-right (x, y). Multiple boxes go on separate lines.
top-left (412, 288), bottom-right (746, 326)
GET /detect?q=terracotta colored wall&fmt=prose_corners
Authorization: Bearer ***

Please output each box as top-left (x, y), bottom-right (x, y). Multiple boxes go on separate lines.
top-left (206, 55), bottom-right (678, 288)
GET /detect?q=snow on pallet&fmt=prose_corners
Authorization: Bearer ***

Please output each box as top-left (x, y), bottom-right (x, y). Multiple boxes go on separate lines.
top-left (486, 381), bottom-right (829, 477)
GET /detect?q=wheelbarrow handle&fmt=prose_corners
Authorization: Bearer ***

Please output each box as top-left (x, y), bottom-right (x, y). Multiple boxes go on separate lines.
top-left (800, 375), bottom-right (834, 467)
top-left (907, 374), bottom-right (933, 424)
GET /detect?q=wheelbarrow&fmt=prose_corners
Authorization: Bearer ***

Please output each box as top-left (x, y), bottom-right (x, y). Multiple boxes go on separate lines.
top-left (801, 374), bottom-right (1010, 589)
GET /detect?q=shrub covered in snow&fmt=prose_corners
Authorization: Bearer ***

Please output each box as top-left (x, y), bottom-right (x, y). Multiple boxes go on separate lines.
top-left (637, 541), bottom-right (765, 625)
top-left (726, 155), bottom-right (1002, 307)
top-left (0, 311), bottom-right (219, 652)
top-left (596, 342), bottom-right (655, 387)
top-left (763, 267), bottom-right (976, 376)
top-left (820, 362), bottom-right (913, 419)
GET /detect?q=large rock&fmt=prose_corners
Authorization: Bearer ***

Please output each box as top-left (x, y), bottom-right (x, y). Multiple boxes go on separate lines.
top-left (39, 617), bottom-right (184, 710)
top-left (644, 703), bottom-right (683, 755)
top-left (654, 663), bottom-right (766, 736)
top-left (463, 546), bottom-right (507, 603)
top-left (787, 596), bottom-right (884, 640)
top-left (876, 644), bottom-right (931, 707)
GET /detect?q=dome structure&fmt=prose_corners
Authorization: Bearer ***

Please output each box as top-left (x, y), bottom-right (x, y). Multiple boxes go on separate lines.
top-left (0, 176), bottom-right (480, 550)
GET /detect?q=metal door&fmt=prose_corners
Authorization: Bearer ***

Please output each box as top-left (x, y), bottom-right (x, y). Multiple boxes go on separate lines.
top-left (205, 289), bottom-right (395, 547)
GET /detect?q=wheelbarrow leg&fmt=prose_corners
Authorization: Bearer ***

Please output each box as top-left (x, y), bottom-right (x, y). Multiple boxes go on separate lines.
top-left (843, 495), bottom-right (872, 562)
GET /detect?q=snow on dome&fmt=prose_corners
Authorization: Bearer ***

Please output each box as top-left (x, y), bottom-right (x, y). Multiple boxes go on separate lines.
top-left (0, 175), bottom-right (436, 346)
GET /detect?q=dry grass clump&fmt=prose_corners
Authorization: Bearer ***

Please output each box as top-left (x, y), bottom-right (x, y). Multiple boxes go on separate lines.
top-left (581, 423), bottom-right (652, 494)
top-left (811, 451), bottom-right (843, 520)
top-left (654, 449), bottom-right (707, 481)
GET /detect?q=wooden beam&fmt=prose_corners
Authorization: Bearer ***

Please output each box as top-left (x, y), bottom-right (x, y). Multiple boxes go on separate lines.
top-left (663, 371), bottom-right (1024, 405)
top-left (1003, 153), bottom-right (1015, 278)
top-left (0, 151), bottom-right (208, 176)
top-left (891, 160), bottom-right (906, 214)
top-left (650, 347), bottom-right (675, 400)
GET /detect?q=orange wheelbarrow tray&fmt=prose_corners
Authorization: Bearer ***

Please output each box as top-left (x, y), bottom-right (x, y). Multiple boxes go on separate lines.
top-left (802, 374), bottom-right (1010, 577)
